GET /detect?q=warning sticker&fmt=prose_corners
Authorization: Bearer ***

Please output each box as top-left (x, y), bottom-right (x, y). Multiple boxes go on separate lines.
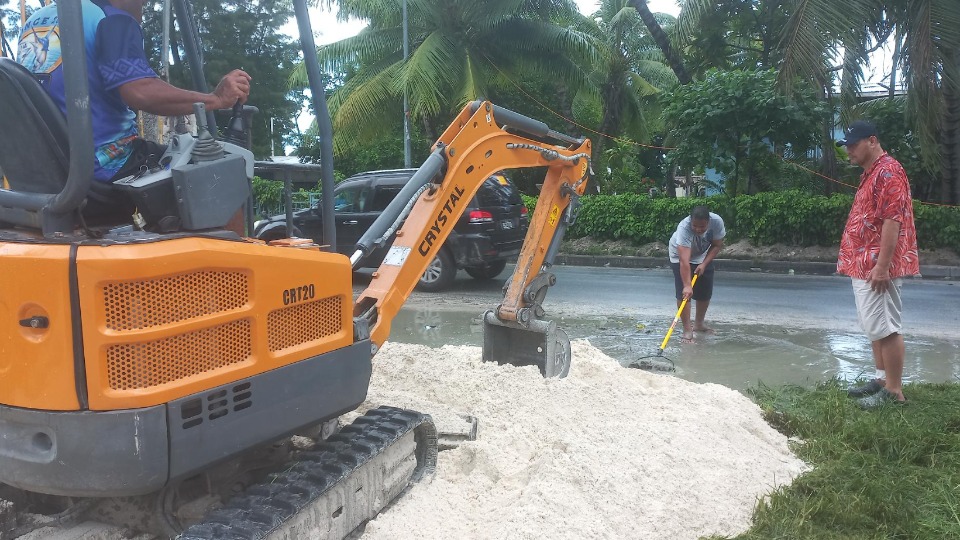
top-left (548, 205), bottom-right (560, 227)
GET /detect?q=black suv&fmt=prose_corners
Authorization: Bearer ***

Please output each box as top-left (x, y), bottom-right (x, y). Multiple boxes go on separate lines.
top-left (253, 169), bottom-right (530, 291)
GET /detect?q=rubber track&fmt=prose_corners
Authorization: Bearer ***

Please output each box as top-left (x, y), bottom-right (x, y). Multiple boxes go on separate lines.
top-left (178, 406), bottom-right (437, 540)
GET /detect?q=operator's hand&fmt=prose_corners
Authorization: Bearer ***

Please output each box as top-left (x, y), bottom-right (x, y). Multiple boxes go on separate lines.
top-left (694, 263), bottom-right (706, 276)
top-left (867, 264), bottom-right (892, 293)
top-left (682, 285), bottom-right (694, 300)
top-left (213, 69), bottom-right (252, 109)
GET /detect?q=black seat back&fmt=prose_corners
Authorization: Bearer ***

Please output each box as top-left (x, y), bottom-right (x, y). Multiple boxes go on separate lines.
top-left (0, 57), bottom-right (71, 194)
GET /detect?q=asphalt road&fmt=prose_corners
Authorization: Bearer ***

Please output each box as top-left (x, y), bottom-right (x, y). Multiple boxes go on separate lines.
top-left (389, 264), bottom-right (960, 340)
top-left (374, 264), bottom-right (959, 390)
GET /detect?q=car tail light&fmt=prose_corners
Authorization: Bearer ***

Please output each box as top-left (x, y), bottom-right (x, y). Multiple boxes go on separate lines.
top-left (468, 210), bottom-right (494, 223)
top-left (521, 207), bottom-right (528, 218)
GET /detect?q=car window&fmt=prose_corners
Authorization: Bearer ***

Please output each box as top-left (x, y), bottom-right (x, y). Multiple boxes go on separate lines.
top-left (475, 175), bottom-right (521, 207)
top-left (334, 185), bottom-right (367, 213)
top-left (371, 186), bottom-right (403, 211)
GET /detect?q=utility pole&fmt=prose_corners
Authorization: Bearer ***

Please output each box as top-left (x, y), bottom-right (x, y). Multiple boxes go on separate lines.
top-left (270, 117), bottom-right (276, 156)
top-left (402, 0), bottom-right (412, 168)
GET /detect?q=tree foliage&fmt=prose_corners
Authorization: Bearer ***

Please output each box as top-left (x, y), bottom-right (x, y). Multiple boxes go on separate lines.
top-left (577, 1), bottom-right (677, 169)
top-left (562, 191), bottom-right (960, 251)
top-left (660, 69), bottom-right (824, 196)
top-left (677, 0), bottom-right (795, 73)
top-left (770, 0), bottom-right (960, 203)
top-left (294, 0), bottom-right (595, 156)
top-left (140, 0), bottom-right (302, 159)
top-left (0, 0), bottom-right (33, 59)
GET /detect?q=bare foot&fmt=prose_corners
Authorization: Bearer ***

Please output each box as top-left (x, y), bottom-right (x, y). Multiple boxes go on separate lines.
top-left (693, 324), bottom-right (715, 334)
top-left (681, 331), bottom-right (694, 343)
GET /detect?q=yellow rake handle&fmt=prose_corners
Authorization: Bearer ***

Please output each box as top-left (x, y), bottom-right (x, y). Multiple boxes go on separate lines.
top-left (658, 273), bottom-right (698, 351)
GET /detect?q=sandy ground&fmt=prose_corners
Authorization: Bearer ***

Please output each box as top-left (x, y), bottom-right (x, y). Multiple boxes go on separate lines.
top-left (351, 341), bottom-right (808, 540)
top-left (13, 342), bottom-right (807, 540)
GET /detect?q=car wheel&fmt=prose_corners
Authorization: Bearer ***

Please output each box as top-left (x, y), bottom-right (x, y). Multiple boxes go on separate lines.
top-left (417, 249), bottom-right (456, 292)
top-left (464, 260), bottom-right (507, 280)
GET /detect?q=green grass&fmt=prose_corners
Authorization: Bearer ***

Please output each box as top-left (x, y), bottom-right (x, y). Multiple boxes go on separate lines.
top-left (717, 380), bottom-right (960, 540)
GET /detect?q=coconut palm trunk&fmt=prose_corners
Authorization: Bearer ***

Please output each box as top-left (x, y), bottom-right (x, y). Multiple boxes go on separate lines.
top-left (943, 65), bottom-right (960, 204)
top-left (626, 0), bottom-right (691, 84)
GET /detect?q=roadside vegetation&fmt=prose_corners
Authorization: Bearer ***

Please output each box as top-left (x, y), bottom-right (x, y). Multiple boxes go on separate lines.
top-left (522, 191), bottom-right (960, 252)
top-left (711, 380), bottom-right (960, 539)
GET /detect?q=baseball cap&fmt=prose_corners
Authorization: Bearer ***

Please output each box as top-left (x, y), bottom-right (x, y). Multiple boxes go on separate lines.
top-left (837, 120), bottom-right (878, 146)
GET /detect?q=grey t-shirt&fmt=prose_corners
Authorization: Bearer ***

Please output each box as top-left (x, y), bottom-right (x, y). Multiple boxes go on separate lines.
top-left (668, 213), bottom-right (726, 264)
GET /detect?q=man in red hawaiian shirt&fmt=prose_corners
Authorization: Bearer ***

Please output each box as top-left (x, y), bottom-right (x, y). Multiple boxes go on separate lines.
top-left (837, 120), bottom-right (920, 408)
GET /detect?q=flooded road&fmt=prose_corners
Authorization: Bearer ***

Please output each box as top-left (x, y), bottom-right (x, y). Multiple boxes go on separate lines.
top-left (387, 307), bottom-right (960, 392)
top-left (370, 265), bottom-right (960, 393)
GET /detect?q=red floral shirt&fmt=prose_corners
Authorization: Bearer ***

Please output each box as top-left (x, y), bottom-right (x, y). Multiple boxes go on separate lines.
top-left (837, 153), bottom-right (920, 279)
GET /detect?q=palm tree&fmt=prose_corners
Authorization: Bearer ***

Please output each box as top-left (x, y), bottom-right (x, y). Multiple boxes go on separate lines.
top-left (293, 0), bottom-right (596, 155)
top-left (676, 0), bottom-right (960, 202)
top-left (625, 0), bottom-right (690, 84)
top-left (774, 0), bottom-right (960, 203)
top-left (941, 50), bottom-right (960, 203)
top-left (580, 0), bottom-right (677, 163)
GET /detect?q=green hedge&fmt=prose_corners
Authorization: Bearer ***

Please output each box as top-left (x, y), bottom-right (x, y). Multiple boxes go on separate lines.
top-left (529, 190), bottom-right (960, 251)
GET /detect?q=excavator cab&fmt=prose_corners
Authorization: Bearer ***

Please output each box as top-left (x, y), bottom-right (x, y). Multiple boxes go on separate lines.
top-left (0, 58), bottom-right (251, 236)
top-left (0, 1), bottom-right (589, 537)
top-left (0, 0), bottom-right (378, 524)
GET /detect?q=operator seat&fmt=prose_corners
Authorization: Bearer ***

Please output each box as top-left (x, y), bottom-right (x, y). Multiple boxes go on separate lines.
top-left (0, 57), bottom-right (122, 217)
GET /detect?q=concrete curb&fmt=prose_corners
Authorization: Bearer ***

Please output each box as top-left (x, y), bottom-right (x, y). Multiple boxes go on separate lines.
top-left (553, 254), bottom-right (960, 280)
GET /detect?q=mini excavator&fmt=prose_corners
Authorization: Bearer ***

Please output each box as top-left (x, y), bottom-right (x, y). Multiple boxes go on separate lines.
top-left (0, 1), bottom-right (590, 537)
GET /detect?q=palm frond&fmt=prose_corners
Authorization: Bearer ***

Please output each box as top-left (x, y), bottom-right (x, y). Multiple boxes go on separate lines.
top-left (334, 0), bottom-right (402, 24)
top-left (931, 0), bottom-right (960, 90)
top-left (625, 70), bottom-right (659, 97)
top-left (405, 31), bottom-right (462, 118)
top-left (778, 0), bottom-right (880, 92)
top-left (901, 0), bottom-right (941, 174)
top-left (676, 0), bottom-right (712, 46)
top-left (329, 62), bottom-right (403, 155)
top-left (455, 53), bottom-right (487, 110)
top-left (461, 0), bottom-right (526, 26)
top-left (495, 19), bottom-right (600, 65)
top-left (608, 4), bottom-right (638, 31)
top-left (634, 59), bottom-right (679, 90)
top-left (288, 26), bottom-right (403, 88)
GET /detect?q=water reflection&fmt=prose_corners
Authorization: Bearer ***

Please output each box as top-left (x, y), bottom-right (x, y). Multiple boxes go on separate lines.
top-left (389, 307), bottom-right (960, 392)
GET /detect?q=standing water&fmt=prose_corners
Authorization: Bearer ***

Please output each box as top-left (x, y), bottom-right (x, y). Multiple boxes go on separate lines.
top-left (388, 306), bottom-right (960, 392)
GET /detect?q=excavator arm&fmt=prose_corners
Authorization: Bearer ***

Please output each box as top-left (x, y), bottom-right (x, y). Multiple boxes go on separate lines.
top-left (352, 101), bottom-right (590, 376)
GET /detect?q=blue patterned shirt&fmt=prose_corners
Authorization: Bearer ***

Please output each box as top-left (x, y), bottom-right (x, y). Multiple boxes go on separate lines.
top-left (18, 0), bottom-right (157, 182)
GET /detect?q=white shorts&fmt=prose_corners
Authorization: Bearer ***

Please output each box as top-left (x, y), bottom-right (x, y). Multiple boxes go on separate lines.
top-left (851, 278), bottom-right (903, 341)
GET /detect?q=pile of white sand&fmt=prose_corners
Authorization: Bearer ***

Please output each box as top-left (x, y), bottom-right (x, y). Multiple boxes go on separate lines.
top-left (356, 341), bottom-right (807, 540)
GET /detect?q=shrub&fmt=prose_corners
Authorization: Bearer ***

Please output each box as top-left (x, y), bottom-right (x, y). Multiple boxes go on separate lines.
top-left (554, 191), bottom-right (960, 250)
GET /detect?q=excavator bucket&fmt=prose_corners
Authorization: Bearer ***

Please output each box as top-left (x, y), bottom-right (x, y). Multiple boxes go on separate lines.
top-left (481, 310), bottom-right (571, 378)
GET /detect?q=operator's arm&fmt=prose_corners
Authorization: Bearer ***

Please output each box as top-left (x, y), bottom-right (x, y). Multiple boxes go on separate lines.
top-left (118, 70), bottom-right (251, 117)
top-left (867, 218), bottom-right (899, 292)
top-left (677, 245), bottom-right (694, 299)
top-left (95, 11), bottom-right (250, 117)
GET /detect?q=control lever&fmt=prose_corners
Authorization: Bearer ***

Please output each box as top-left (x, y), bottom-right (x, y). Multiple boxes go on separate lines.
top-left (191, 102), bottom-right (225, 162)
top-left (221, 100), bottom-right (248, 148)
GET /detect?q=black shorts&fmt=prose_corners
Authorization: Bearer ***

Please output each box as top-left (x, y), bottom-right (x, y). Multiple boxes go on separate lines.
top-left (110, 138), bottom-right (168, 181)
top-left (671, 261), bottom-right (715, 301)
top-left (84, 139), bottom-right (169, 220)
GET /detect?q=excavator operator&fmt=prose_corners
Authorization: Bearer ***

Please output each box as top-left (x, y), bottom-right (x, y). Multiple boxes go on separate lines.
top-left (17, 0), bottom-right (250, 216)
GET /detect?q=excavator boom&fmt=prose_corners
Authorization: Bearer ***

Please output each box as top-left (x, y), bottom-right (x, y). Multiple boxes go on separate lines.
top-left (351, 101), bottom-right (590, 376)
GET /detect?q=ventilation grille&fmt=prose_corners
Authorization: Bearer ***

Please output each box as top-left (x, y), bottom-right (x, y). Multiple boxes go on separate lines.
top-left (268, 296), bottom-right (343, 352)
top-left (180, 381), bottom-right (254, 430)
top-left (107, 320), bottom-right (252, 390)
top-left (103, 271), bottom-right (249, 331)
